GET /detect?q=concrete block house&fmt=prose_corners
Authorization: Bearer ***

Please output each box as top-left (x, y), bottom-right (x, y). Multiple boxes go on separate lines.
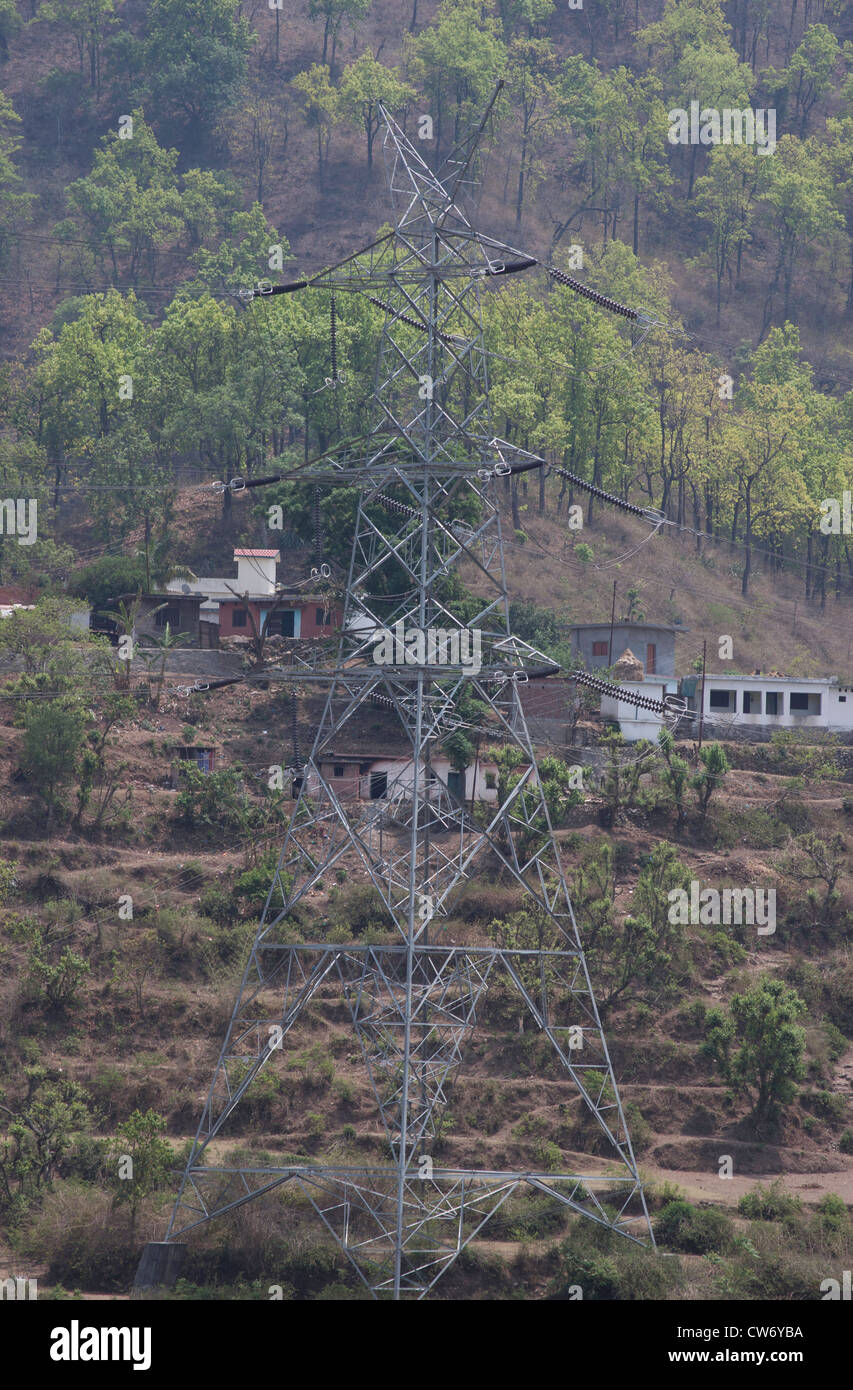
top-left (168, 548), bottom-right (343, 643)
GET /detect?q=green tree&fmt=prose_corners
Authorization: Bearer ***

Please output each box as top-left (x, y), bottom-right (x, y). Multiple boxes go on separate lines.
top-left (0, 1068), bottom-right (91, 1215)
top-left (292, 63), bottom-right (340, 181)
top-left (69, 555), bottom-right (147, 612)
top-left (598, 728), bottom-right (656, 825)
top-left (657, 727), bottom-right (689, 834)
top-left (783, 23), bottom-right (842, 138)
top-left (339, 50), bottom-right (414, 168)
top-left (703, 976), bottom-right (807, 1125)
top-left (109, 1109), bottom-right (173, 1236)
top-left (112, 931), bottom-right (165, 1015)
top-left (780, 830), bottom-right (847, 930)
top-left (0, 90), bottom-right (31, 256)
top-left (27, 936), bottom-right (90, 1010)
top-left (757, 134), bottom-right (843, 333)
top-left (823, 80), bottom-right (853, 311)
top-left (174, 764), bottom-right (252, 838)
top-left (578, 840), bottom-right (691, 1016)
top-left (691, 742), bottom-right (729, 821)
top-left (487, 907), bottom-right (560, 1032)
top-left (693, 145), bottom-right (768, 320)
top-left (73, 691), bottom-right (135, 830)
top-left (63, 112), bottom-right (184, 287)
top-left (36, 0), bottom-right (116, 93)
top-left (506, 37), bottom-right (557, 227)
top-left (405, 0), bottom-right (507, 161)
top-left (144, 0), bottom-right (253, 149)
top-left (308, 0), bottom-right (371, 76)
top-left (0, 598), bottom-right (88, 674)
top-left (22, 697), bottom-right (89, 828)
top-left (0, 0), bottom-right (22, 61)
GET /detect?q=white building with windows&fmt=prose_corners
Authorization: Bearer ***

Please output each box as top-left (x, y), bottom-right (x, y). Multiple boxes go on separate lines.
top-left (686, 674), bottom-right (853, 734)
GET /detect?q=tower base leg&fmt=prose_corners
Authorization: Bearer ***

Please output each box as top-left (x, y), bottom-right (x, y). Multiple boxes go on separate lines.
top-left (132, 1242), bottom-right (186, 1297)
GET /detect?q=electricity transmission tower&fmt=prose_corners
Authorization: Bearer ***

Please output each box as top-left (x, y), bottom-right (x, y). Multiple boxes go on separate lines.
top-left (149, 98), bottom-right (655, 1300)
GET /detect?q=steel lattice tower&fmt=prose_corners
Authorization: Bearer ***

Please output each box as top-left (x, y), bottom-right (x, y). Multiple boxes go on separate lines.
top-left (156, 103), bottom-right (655, 1300)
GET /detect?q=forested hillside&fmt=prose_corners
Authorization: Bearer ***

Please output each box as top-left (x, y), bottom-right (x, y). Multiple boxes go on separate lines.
top-left (0, 0), bottom-right (850, 603)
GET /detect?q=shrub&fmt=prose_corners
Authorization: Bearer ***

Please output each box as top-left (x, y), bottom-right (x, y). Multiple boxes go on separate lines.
top-left (69, 556), bottom-right (146, 612)
top-left (331, 883), bottom-right (389, 936)
top-left (233, 853), bottom-right (293, 918)
top-left (738, 1181), bottom-right (803, 1223)
top-left (615, 1248), bottom-right (685, 1300)
top-left (655, 1200), bottom-right (734, 1254)
top-left (487, 1194), bottom-right (568, 1241)
top-left (547, 1248), bottom-right (618, 1300)
top-left (198, 880), bottom-right (234, 926)
top-left (24, 1184), bottom-right (137, 1292)
top-left (839, 1129), bottom-right (853, 1155)
top-left (815, 1193), bottom-right (850, 1237)
top-left (174, 766), bottom-right (252, 837)
top-left (27, 942), bottom-right (90, 1011)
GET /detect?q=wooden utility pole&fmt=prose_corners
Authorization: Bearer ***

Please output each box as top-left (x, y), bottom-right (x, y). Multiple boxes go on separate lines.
top-left (608, 580), bottom-right (617, 665)
top-left (697, 638), bottom-right (707, 753)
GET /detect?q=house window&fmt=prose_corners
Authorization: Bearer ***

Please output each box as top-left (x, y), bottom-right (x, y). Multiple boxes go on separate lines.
top-left (765, 692), bottom-right (781, 716)
top-left (790, 692), bottom-right (821, 715)
top-left (709, 689), bottom-right (735, 711)
top-left (333, 764), bottom-right (344, 777)
top-left (743, 690), bottom-right (761, 714)
top-left (592, 641), bottom-right (609, 657)
top-left (316, 607), bottom-right (331, 626)
top-left (645, 643), bottom-right (656, 674)
top-left (485, 772), bottom-right (496, 789)
top-left (155, 605), bottom-right (181, 629)
top-left (840, 696), bottom-right (847, 703)
top-left (231, 608), bottom-right (248, 628)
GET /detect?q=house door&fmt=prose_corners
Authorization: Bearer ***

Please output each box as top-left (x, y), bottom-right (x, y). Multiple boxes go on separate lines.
top-left (645, 643), bottom-right (656, 674)
top-left (369, 771), bottom-right (387, 799)
top-left (279, 610), bottom-right (295, 637)
top-left (447, 770), bottom-right (465, 801)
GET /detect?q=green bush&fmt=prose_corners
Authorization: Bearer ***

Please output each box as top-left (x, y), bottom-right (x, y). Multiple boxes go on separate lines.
top-left (198, 880), bottom-right (234, 926)
top-left (487, 1194), bottom-right (568, 1241)
top-left (815, 1193), bottom-right (850, 1237)
top-left (655, 1200), bottom-right (734, 1254)
top-left (233, 853), bottom-right (293, 918)
top-left (738, 1181), bottom-right (803, 1222)
top-left (331, 883), bottom-right (389, 936)
top-left (69, 556), bottom-right (146, 612)
top-left (547, 1247), bottom-right (618, 1300)
top-left (174, 765), bottom-right (253, 837)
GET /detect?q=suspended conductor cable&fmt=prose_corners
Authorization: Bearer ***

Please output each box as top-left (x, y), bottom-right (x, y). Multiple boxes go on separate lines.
top-left (550, 466), bottom-right (666, 525)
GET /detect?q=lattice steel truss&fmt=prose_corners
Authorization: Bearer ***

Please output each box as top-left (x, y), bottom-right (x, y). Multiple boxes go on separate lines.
top-left (163, 103), bottom-right (655, 1299)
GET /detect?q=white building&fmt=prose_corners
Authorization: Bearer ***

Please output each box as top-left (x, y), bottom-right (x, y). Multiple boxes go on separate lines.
top-left (688, 674), bottom-right (853, 734)
top-left (168, 548), bottom-right (280, 625)
top-left (299, 751), bottom-right (506, 805)
top-left (600, 679), bottom-right (681, 742)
